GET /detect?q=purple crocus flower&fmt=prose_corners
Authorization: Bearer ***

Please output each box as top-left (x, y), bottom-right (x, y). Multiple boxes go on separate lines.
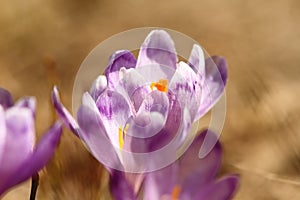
top-left (110, 130), bottom-right (239, 200)
top-left (0, 88), bottom-right (63, 197)
top-left (52, 30), bottom-right (228, 194)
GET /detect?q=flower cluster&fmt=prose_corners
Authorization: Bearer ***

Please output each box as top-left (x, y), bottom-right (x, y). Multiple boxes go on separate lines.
top-left (52, 30), bottom-right (239, 200)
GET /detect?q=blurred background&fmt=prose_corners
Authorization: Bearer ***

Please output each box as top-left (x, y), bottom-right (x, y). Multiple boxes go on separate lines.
top-left (1, 0), bottom-right (300, 199)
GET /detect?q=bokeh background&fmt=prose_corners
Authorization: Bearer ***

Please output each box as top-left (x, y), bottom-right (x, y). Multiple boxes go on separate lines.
top-left (1, 0), bottom-right (300, 199)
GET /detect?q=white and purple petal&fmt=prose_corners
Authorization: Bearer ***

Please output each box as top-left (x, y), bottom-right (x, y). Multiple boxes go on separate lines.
top-left (136, 30), bottom-right (178, 70)
top-left (188, 44), bottom-right (205, 80)
top-left (77, 93), bottom-right (122, 172)
top-left (105, 50), bottom-right (137, 89)
top-left (198, 56), bottom-right (228, 117)
top-left (89, 75), bottom-right (107, 101)
top-left (169, 61), bottom-right (202, 122)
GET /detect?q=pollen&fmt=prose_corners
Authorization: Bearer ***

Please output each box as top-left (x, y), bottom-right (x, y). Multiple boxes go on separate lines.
top-left (171, 185), bottom-right (181, 200)
top-left (150, 79), bottom-right (168, 93)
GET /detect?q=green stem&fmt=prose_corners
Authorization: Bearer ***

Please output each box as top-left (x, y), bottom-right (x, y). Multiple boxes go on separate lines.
top-left (29, 173), bottom-right (39, 200)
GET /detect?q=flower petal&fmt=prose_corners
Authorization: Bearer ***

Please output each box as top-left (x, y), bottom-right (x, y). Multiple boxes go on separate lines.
top-left (198, 56), bottom-right (227, 117)
top-left (179, 129), bottom-right (222, 198)
top-left (123, 91), bottom-right (169, 154)
top-left (105, 50), bottom-right (137, 89)
top-left (89, 75), bottom-right (107, 101)
top-left (0, 88), bottom-right (13, 109)
top-left (143, 163), bottom-right (179, 200)
top-left (169, 61), bottom-right (202, 121)
top-left (188, 44), bottom-right (205, 78)
top-left (0, 107), bottom-right (35, 181)
top-left (78, 92), bottom-right (122, 172)
top-left (193, 175), bottom-right (239, 200)
top-left (0, 106), bottom-right (6, 168)
top-left (0, 121), bottom-right (62, 196)
top-left (15, 97), bottom-right (36, 116)
top-left (136, 30), bottom-right (178, 70)
top-left (109, 170), bottom-right (138, 200)
top-left (51, 86), bottom-right (80, 137)
top-left (96, 90), bottom-right (132, 149)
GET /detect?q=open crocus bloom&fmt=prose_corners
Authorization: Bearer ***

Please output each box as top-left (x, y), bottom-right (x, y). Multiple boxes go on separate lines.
top-left (0, 88), bottom-right (63, 197)
top-left (52, 29), bottom-right (228, 190)
top-left (110, 130), bottom-right (239, 200)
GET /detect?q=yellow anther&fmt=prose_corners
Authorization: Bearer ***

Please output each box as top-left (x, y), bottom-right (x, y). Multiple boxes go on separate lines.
top-left (119, 124), bottom-right (130, 149)
top-left (118, 127), bottom-right (124, 149)
top-left (171, 185), bottom-right (181, 200)
top-left (150, 79), bottom-right (168, 93)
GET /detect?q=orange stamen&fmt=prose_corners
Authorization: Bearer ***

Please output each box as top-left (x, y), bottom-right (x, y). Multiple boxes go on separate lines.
top-left (171, 185), bottom-right (181, 200)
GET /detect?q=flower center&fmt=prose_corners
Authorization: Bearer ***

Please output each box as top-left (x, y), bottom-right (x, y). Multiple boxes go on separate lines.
top-left (171, 185), bottom-right (181, 200)
top-left (118, 124), bottom-right (129, 149)
top-left (150, 79), bottom-right (168, 93)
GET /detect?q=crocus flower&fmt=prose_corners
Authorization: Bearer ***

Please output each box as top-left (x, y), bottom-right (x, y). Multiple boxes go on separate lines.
top-left (52, 30), bottom-right (228, 192)
top-left (0, 88), bottom-right (62, 197)
top-left (109, 130), bottom-right (239, 200)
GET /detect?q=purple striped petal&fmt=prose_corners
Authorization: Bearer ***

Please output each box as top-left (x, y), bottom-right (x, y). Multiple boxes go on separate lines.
top-left (109, 170), bottom-right (138, 200)
top-left (198, 56), bottom-right (228, 117)
top-left (89, 75), bottom-right (107, 101)
top-left (193, 175), bottom-right (239, 200)
top-left (188, 44), bottom-right (205, 78)
top-left (124, 91), bottom-right (169, 153)
top-left (51, 86), bottom-right (80, 137)
top-left (105, 50), bottom-right (137, 89)
top-left (95, 90), bottom-right (132, 149)
top-left (179, 130), bottom-right (222, 198)
top-left (136, 30), bottom-right (178, 70)
top-left (78, 92), bottom-right (122, 172)
top-left (0, 88), bottom-right (13, 109)
top-left (169, 61), bottom-right (202, 122)
top-left (0, 122), bottom-right (62, 196)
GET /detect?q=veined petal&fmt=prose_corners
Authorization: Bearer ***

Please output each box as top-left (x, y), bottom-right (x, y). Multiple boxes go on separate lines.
top-left (89, 75), bottom-right (107, 101)
top-left (51, 86), bottom-right (80, 137)
top-left (124, 91), bottom-right (169, 153)
top-left (198, 56), bottom-right (227, 117)
top-left (188, 44), bottom-right (205, 79)
top-left (136, 30), bottom-right (178, 70)
top-left (194, 175), bottom-right (239, 200)
top-left (77, 93), bottom-right (121, 172)
top-left (0, 107), bottom-right (35, 182)
top-left (105, 50), bottom-right (137, 89)
top-left (0, 88), bottom-right (13, 109)
top-left (179, 130), bottom-right (222, 198)
top-left (96, 90), bottom-right (132, 149)
top-left (169, 61), bottom-right (202, 121)
top-left (109, 170), bottom-right (138, 200)
top-left (0, 122), bottom-right (62, 196)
